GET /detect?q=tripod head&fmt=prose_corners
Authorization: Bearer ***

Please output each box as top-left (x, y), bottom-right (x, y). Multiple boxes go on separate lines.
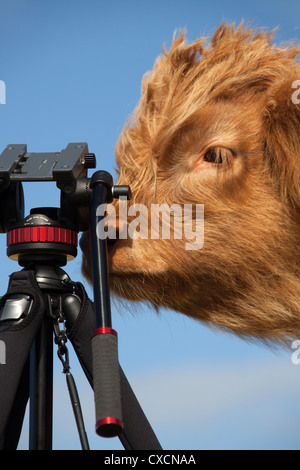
top-left (0, 143), bottom-right (131, 266)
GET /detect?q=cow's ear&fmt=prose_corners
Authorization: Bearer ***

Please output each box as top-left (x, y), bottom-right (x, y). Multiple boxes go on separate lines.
top-left (263, 75), bottom-right (300, 207)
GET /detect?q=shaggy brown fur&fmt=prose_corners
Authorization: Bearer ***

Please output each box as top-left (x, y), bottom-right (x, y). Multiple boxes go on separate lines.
top-left (81, 22), bottom-right (300, 344)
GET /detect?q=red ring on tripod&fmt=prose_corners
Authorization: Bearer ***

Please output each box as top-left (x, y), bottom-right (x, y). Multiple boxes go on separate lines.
top-left (92, 327), bottom-right (118, 338)
top-left (7, 226), bottom-right (77, 247)
top-left (96, 417), bottom-right (123, 437)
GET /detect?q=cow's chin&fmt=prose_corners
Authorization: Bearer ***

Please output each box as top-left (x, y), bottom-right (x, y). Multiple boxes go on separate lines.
top-left (108, 264), bottom-right (185, 310)
top-left (107, 238), bottom-right (170, 302)
top-left (80, 234), bottom-right (173, 303)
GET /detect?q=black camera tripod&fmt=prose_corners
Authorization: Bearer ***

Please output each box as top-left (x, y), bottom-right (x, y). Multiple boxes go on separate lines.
top-left (0, 143), bottom-right (162, 450)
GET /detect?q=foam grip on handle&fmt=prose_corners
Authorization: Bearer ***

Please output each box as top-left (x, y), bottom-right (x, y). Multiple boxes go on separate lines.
top-left (92, 328), bottom-right (123, 437)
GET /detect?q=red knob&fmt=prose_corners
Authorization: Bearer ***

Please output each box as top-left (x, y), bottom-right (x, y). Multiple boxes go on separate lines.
top-left (7, 226), bottom-right (77, 247)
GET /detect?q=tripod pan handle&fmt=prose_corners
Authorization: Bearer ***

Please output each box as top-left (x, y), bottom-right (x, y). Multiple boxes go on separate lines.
top-left (92, 327), bottom-right (123, 438)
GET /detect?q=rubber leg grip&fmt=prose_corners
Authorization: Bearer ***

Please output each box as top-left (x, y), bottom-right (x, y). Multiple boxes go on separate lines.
top-left (92, 328), bottom-right (123, 437)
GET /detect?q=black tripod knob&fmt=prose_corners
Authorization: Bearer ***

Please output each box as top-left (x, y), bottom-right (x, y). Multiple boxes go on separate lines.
top-left (83, 153), bottom-right (96, 169)
top-left (111, 185), bottom-right (132, 200)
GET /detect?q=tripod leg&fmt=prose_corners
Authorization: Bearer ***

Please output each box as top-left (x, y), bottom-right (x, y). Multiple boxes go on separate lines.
top-left (29, 315), bottom-right (53, 450)
top-left (0, 358), bottom-right (30, 450)
top-left (0, 270), bottom-right (46, 450)
top-left (66, 289), bottom-right (162, 450)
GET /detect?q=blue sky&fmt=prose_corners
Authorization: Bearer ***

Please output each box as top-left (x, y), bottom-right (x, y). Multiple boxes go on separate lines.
top-left (1, 0), bottom-right (300, 450)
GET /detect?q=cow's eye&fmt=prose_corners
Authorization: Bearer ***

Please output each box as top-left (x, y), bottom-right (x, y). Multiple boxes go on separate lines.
top-left (203, 147), bottom-right (224, 164)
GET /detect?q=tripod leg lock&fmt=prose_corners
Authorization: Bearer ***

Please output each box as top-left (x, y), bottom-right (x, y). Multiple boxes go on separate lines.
top-left (0, 294), bottom-right (33, 326)
top-left (92, 327), bottom-right (123, 438)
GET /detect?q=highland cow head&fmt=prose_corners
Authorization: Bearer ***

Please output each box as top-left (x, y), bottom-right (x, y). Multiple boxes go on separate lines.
top-left (81, 23), bottom-right (300, 344)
